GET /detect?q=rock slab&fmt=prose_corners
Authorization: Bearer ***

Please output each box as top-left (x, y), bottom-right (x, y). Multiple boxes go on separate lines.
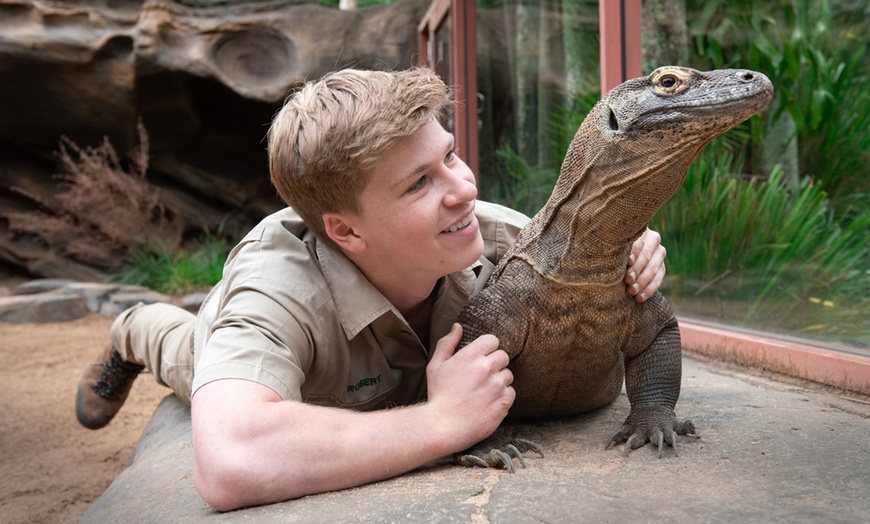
top-left (82, 356), bottom-right (870, 523)
top-left (0, 278), bottom-right (196, 322)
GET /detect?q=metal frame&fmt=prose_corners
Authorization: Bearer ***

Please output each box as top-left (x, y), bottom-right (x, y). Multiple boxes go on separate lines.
top-left (599, 0), bottom-right (643, 93)
top-left (418, 0), bottom-right (479, 178)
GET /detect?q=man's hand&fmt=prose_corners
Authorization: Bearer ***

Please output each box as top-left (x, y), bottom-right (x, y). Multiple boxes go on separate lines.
top-left (624, 228), bottom-right (666, 302)
top-left (426, 323), bottom-right (514, 450)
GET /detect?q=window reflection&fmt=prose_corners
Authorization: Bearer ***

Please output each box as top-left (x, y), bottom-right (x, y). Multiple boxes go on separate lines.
top-left (475, 0), bottom-right (869, 351)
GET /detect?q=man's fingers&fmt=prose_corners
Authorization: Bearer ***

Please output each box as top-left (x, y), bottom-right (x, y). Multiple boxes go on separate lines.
top-left (501, 365), bottom-right (514, 387)
top-left (431, 324), bottom-right (502, 364)
top-left (431, 323), bottom-right (462, 364)
top-left (628, 229), bottom-right (661, 268)
top-left (633, 244), bottom-right (666, 291)
top-left (628, 236), bottom-right (645, 268)
top-left (468, 333), bottom-right (501, 356)
top-left (625, 229), bottom-right (666, 296)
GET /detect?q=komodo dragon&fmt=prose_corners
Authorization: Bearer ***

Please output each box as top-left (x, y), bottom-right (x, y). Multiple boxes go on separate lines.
top-left (455, 66), bottom-right (773, 469)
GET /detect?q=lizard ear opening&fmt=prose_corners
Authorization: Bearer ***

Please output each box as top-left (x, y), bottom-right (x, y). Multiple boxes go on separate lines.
top-left (608, 106), bottom-right (619, 131)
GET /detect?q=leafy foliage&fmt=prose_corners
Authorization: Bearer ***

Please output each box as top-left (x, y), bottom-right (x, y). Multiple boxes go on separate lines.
top-left (650, 149), bottom-right (870, 316)
top-left (487, 146), bottom-right (558, 217)
top-left (686, 0), bottom-right (870, 207)
top-left (113, 230), bottom-right (231, 294)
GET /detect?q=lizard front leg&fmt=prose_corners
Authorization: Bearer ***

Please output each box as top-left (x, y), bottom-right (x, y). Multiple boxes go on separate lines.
top-left (605, 317), bottom-right (698, 457)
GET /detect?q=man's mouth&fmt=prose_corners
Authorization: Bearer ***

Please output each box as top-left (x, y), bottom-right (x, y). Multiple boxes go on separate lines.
top-left (443, 213), bottom-right (473, 233)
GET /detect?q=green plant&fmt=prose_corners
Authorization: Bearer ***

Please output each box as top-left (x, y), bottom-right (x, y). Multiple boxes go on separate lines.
top-left (485, 145), bottom-right (558, 218)
top-left (113, 230), bottom-right (232, 294)
top-left (651, 147), bottom-right (870, 304)
top-left (686, 0), bottom-right (870, 207)
top-left (668, 151), bottom-right (870, 343)
top-left (481, 89), bottom-right (599, 218)
top-left (665, 0), bottom-right (870, 343)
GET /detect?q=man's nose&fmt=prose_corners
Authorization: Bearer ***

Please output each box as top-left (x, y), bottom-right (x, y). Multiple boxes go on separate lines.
top-left (443, 164), bottom-right (478, 206)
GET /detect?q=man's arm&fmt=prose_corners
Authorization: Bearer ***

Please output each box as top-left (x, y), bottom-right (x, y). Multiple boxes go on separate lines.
top-left (624, 228), bottom-right (666, 302)
top-left (192, 324), bottom-right (513, 511)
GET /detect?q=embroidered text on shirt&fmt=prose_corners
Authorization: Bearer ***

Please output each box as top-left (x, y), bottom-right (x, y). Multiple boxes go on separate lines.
top-left (348, 375), bottom-right (382, 393)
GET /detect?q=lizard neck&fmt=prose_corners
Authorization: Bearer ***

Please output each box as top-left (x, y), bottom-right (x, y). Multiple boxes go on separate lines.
top-left (523, 116), bottom-right (700, 282)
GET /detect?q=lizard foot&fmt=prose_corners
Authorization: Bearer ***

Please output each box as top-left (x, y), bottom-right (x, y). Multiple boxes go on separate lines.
top-left (455, 437), bottom-right (543, 474)
top-left (604, 405), bottom-right (698, 458)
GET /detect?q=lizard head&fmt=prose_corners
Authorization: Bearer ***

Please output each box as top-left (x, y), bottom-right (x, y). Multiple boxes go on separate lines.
top-left (560, 66), bottom-right (773, 246)
top-left (602, 66), bottom-right (773, 143)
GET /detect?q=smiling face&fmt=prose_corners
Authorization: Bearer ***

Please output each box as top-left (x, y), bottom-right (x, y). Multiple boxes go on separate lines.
top-left (328, 118), bottom-right (483, 295)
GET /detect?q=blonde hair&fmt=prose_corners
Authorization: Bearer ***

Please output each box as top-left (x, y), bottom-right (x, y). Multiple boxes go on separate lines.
top-left (268, 67), bottom-right (451, 248)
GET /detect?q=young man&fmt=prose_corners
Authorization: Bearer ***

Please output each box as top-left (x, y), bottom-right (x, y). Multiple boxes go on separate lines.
top-left (75, 68), bottom-right (666, 511)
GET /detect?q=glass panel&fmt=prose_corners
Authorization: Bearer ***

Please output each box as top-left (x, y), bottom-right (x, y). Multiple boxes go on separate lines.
top-left (476, 0), bottom-right (600, 212)
top-left (475, 0), bottom-right (870, 352)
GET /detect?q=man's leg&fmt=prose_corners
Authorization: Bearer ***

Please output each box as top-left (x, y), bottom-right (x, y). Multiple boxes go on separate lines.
top-left (76, 302), bottom-right (195, 429)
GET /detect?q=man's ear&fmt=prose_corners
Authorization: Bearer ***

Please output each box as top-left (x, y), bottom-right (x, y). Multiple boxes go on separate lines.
top-left (322, 212), bottom-right (366, 254)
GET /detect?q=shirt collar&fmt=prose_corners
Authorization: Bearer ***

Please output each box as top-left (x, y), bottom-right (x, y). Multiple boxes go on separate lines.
top-left (315, 238), bottom-right (491, 342)
top-left (316, 240), bottom-right (394, 340)
top-left (427, 258), bottom-right (489, 348)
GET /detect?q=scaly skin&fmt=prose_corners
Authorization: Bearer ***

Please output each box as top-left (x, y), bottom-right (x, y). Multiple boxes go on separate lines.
top-left (456, 66), bottom-right (773, 467)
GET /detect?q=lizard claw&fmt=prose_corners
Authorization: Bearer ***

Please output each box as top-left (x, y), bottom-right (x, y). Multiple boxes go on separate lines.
top-left (504, 444), bottom-right (527, 468)
top-left (605, 406), bottom-right (698, 458)
top-left (455, 437), bottom-right (544, 473)
top-left (456, 448), bottom-right (516, 472)
top-left (456, 454), bottom-right (490, 468)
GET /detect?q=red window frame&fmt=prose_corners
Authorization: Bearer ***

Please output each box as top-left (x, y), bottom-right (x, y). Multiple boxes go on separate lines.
top-left (418, 0), bottom-right (479, 180)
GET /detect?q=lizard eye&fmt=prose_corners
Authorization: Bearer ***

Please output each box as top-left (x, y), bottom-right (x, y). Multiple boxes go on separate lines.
top-left (660, 75), bottom-right (678, 88)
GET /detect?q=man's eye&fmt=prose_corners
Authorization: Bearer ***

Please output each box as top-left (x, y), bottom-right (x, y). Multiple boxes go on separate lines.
top-left (407, 176), bottom-right (427, 193)
top-left (445, 150), bottom-right (457, 163)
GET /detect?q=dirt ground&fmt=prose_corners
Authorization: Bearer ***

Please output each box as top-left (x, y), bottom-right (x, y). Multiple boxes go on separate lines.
top-left (0, 314), bottom-right (168, 524)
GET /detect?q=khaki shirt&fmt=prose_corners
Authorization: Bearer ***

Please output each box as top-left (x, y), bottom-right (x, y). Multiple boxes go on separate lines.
top-left (191, 200), bottom-right (529, 410)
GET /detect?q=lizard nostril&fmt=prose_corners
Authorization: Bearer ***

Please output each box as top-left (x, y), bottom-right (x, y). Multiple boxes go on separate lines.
top-left (740, 72), bottom-right (755, 82)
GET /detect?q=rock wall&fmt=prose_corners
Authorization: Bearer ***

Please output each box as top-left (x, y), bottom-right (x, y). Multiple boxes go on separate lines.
top-left (0, 0), bottom-right (429, 281)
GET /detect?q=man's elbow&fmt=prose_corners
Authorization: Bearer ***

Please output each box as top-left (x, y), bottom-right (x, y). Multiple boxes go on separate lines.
top-left (193, 451), bottom-right (255, 512)
top-left (193, 447), bottom-right (308, 511)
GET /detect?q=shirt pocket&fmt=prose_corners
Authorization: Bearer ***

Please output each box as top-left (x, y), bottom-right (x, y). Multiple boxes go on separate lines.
top-left (303, 368), bottom-right (403, 411)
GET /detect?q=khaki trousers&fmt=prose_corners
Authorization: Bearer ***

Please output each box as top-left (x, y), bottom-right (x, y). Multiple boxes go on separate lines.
top-left (110, 302), bottom-right (196, 405)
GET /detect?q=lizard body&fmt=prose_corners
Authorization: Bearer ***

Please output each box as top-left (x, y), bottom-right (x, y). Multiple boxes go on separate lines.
top-left (457, 67), bottom-right (773, 463)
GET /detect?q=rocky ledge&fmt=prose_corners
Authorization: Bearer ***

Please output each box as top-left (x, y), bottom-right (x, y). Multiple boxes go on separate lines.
top-left (0, 279), bottom-right (207, 323)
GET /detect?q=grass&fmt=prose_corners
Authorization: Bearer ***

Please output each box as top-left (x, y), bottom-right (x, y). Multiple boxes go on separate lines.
top-left (650, 147), bottom-right (870, 344)
top-left (113, 231), bottom-right (231, 294)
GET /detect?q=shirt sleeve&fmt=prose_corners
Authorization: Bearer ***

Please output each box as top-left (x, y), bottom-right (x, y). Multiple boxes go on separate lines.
top-left (475, 200), bottom-right (531, 265)
top-left (193, 278), bottom-right (315, 401)
top-left (191, 210), bottom-right (332, 401)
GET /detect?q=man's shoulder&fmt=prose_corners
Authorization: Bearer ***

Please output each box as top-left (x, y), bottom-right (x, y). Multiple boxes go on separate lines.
top-left (474, 200), bottom-right (531, 229)
top-left (245, 206), bottom-right (309, 241)
top-left (474, 200), bottom-right (530, 265)
top-left (223, 207), bottom-right (322, 286)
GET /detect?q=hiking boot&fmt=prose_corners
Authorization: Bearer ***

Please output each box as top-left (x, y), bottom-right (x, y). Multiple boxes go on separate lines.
top-left (75, 345), bottom-right (144, 430)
